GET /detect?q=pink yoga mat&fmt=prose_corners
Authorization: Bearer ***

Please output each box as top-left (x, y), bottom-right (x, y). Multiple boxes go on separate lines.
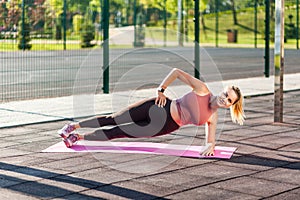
top-left (43, 141), bottom-right (236, 159)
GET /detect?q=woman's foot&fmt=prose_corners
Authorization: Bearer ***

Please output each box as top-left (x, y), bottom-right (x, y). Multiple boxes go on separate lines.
top-left (57, 124), bottom-right (76, 139)
top-left (63, 133), bottom-right (80, 148)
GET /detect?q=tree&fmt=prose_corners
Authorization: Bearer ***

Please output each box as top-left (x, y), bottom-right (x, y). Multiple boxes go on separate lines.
top-left (0, 1), bottom-right (9, 29)
top-left (80, 22), bottom-right (95, 48)
top-left (28, 0), bottom-right (46, 31)
top-left (80, 7), bottom-right (95, 48)
top-left (6, 0), bottom-right (22, 30)
top-left (229, 0), bottom-right (238, 25)
top-left (45, 0), bottom-right (63, 39)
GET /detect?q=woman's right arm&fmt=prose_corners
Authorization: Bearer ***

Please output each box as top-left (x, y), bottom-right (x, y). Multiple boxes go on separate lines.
top-left (158, 68), bottom-right (208, 93)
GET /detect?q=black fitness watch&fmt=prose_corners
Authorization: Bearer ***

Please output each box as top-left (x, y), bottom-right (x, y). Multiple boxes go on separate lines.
top-left (158, 87), bottom-right (165, 93)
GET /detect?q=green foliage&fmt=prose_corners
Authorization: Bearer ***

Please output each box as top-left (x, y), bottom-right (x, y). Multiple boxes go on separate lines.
top-left (46, 0), bottom-right (63, 18)
top-left (73, 14), bottom-right (83, 35)
top-left (80, 22), bottom-right (95, 48)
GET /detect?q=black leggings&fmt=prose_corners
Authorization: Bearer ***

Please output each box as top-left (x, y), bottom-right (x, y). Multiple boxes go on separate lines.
top-left (79, 98), bottom-right (180, 141)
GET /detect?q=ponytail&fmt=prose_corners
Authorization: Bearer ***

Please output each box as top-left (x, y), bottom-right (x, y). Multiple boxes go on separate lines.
top-left (230, 86), bottom-right (245, 125)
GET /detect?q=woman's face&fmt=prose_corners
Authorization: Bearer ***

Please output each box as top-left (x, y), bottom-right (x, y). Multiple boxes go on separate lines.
top-left (217, 87), bottom-right (238, 108)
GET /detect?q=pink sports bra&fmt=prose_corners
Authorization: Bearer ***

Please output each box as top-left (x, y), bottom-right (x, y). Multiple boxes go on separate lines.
top-left (176, 91), bottom-right (213, 126)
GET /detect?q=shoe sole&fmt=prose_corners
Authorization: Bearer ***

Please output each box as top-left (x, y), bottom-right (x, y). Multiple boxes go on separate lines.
top-left (63, 139), bottom-right (71, 148)
top-left (57, 130), bottom-right (69, 139)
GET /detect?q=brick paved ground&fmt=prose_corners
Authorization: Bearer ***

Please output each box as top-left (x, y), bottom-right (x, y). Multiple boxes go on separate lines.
top-left (0, 90), bottom-right (299, 199)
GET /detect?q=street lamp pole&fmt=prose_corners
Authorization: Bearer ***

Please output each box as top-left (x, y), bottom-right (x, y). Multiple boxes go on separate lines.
top-left (274, 0), bottom-right (284, 123)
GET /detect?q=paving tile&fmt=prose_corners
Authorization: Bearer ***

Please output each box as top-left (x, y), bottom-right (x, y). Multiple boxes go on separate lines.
top-left (22, 121), bottom-right (67, 131)
top-left (34, 150), bottom-right (85, 159)
top-left (0, 140), bottom-right (21, 148)
top-left (263, 191), bottom-right (300, 200)
top-left (240, 140), bottom-right (292, 151)
top-left (170, 156), bottom-right (216, 168)
top-left (279, 142), bottom-right (300, 152)
top-left (1, 155), bottom-right (54, 167)
top-left (244, 134), bottom-right (300, 146)
top-left (183, 162), bottom-right (256, 178)
top-left (0, 127), bottom-right (38, 137)
top-left (38, 154), bottom-right (104, 173)
top-left (274, 130), bottom-right (300, 140)
top-left (223, 128), bottom-right (273, 138)
top-left (243, 116), bottom-right (274, 126)
top-left (71, 167), bottom-right (140, 185)
top-left (93, 153), bottom-right (191, 174)
top-left (134, 171), bottom-right (211, 190)
top-left (165, 185), bottom-right (259, 200)
top-left (0, 188), bottom-right (40, 200)
top-left (251, 167), bottom-right (300, 185)
top-left (0, 174), bottom-right (22, 187)
top-left (0, 148), bottom-right (31, 158)
top-left (250, 124), bottom-right (298, 133)
top-left (52, 193), bottom-right (104, 200)
top-left (285, 161), bottom-right (300, 170)
top-left (231, 141), bottom-right (271, 155)
top-left (218, 154), bottom-right (289, 171)
top-left (249, 151), bottom-right (299, 164)
top-left (85, 181), bottom-right (164, 200)
top-left (7, 179), bottom-right (76, 199)
top-left (211, 176), bottom-right (297, 198)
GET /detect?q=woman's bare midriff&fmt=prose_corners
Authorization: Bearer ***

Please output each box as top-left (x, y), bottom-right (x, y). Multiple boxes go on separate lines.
top-left (170, 100), bottom-right (181, 126)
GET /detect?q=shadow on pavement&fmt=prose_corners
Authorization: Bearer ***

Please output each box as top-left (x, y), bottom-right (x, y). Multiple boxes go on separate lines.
top-left (227, 154), bottom-right (300, 170)
top-left (0, 162), bottom-right (166, 199)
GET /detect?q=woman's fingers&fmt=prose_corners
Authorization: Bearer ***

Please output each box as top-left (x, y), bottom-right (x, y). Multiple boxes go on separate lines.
top-left (155, 97), bottom-right (159, 105)
top-left (160, 98), bottom-right (167, 107)
top-left (156, 92), bottom-right (167, 107)
top-left (201, 148), bottom-right (215, 156)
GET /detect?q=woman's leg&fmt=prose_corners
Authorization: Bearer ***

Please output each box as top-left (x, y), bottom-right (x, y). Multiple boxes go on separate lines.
top-left (83, 121), bottom-right (148, 141)
top-left (82, 99), bottom-right (180, 141)
top-left (63, 98), bottom-right (180, 147)
top-left (60, 98), bottom-right (156, 142)
top-left (78, 98), bottom-right (156, 128)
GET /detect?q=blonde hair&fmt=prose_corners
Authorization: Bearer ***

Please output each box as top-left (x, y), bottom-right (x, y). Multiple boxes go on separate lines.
top-left (230, 86), bottom-right (246, 125)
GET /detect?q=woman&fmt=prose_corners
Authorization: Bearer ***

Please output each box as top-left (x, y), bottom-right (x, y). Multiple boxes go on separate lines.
top-left (58, 68), bottom-right (245, 156)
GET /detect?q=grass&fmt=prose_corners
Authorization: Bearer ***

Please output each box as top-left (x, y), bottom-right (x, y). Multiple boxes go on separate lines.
top-left (0, 41), bottom-right (82, 51)
top-left (1, 6), bottom-right (299, 51)
top-left (147, 6), bottom-right (299, 48)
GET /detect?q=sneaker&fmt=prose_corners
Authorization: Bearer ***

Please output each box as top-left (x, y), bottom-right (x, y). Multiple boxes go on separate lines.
top-left (63, 133), bottom-right (79, 148)
top-left (58, 124), bottom-right (76, 139)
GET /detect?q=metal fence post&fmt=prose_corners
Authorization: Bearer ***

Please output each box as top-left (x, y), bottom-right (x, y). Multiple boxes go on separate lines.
top-left (254, 0), bottom-right (258, 48)
top-left (102, 0), bottom-right (109, 93)
top-left (194, 0), bottom-right (200, 79)
top-left (163, 0), bottom-right (167, 47)
top-left (297, 0), bottom-right (299, 49)
top-left (63, 0), bottom-right (67, 50)
top-left (178, 0), bottom-right (183, 46)
top-left (215, 0), bottom-right (219, 48)
top-left (133, 0), bottom-right (137, 46)
top-left (264, 0), bottom-right (270, 77)
top-left (21, 0), bottom-right (25, 50)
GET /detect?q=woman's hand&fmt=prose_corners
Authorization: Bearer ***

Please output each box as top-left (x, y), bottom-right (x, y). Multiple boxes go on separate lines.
top-left (201, 143), bottom-right (215, 156)
top-left (155, 92), bottom-right (167, 107)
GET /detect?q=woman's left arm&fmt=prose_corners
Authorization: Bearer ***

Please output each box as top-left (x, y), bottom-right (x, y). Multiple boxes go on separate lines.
top-left (201, 112), bottom-right (218, 156)
top-left (156, 68), bottom-right (209, 107)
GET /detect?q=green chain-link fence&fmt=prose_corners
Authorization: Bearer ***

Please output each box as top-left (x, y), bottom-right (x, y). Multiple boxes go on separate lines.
top-left (0, 0), bottom-right (299, 102)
